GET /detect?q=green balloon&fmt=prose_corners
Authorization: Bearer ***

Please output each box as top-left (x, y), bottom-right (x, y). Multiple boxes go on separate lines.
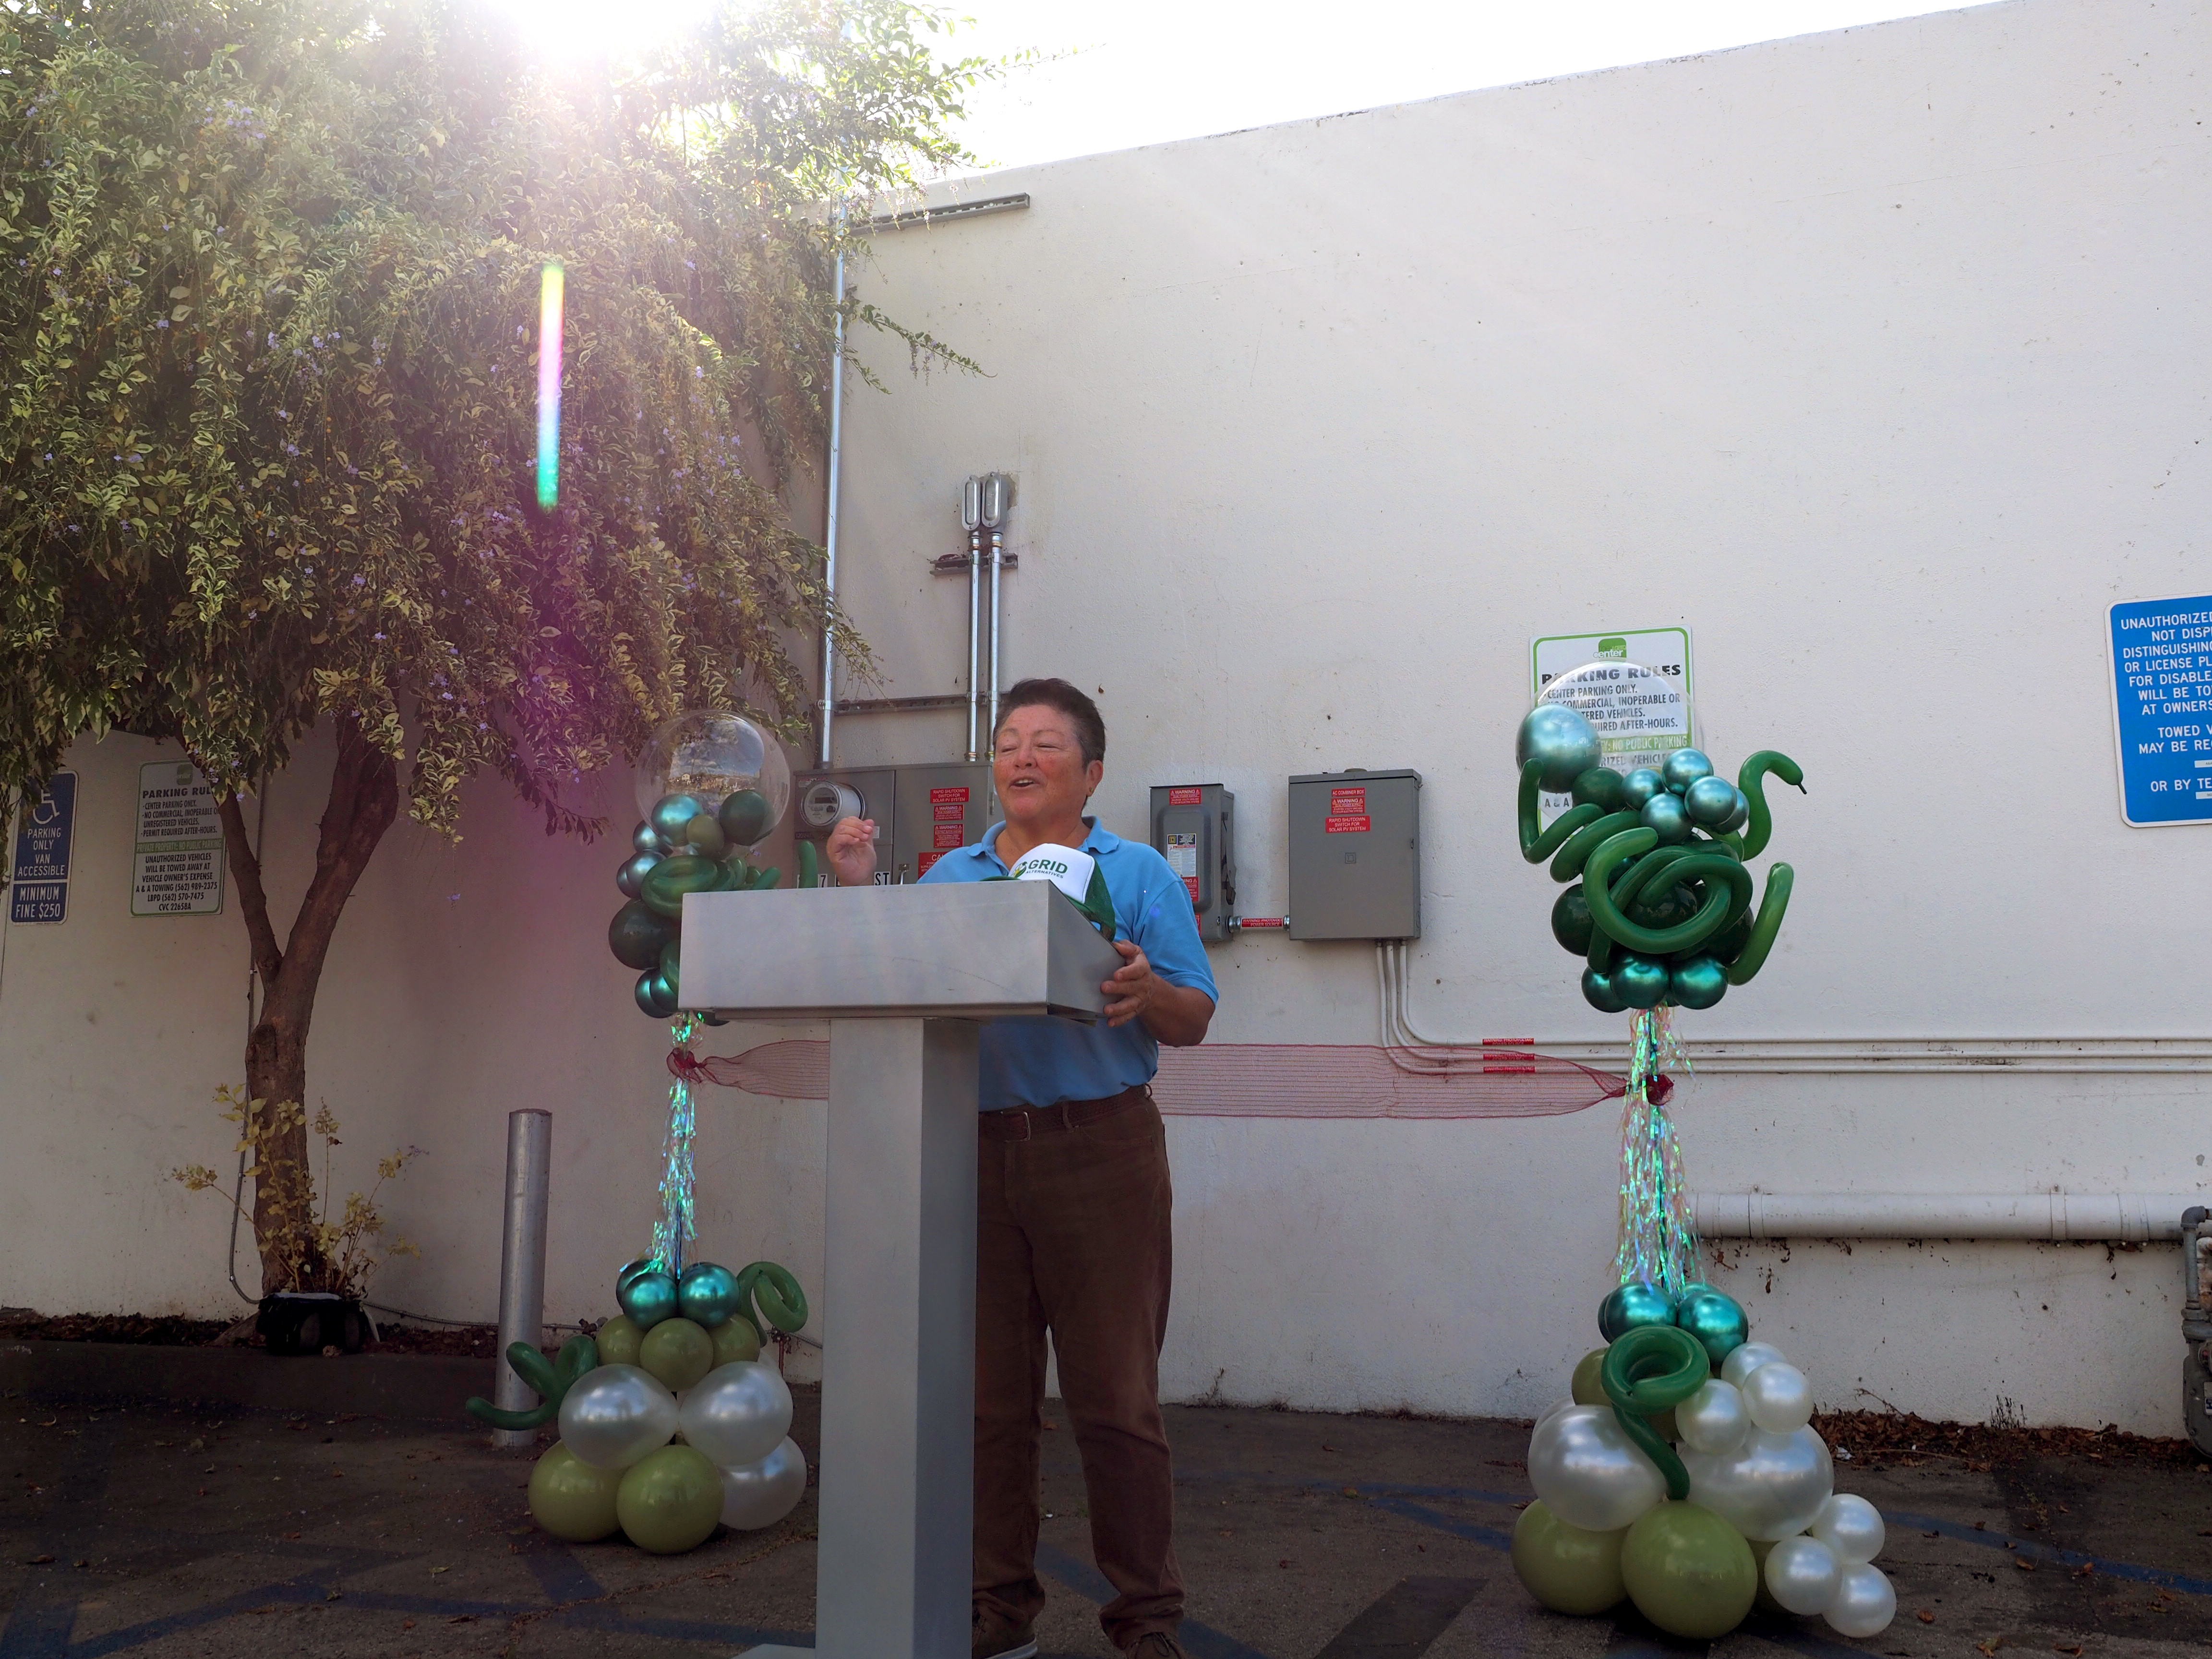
top-left (1570, 1347), bottom-right (1610, 1406)
top-left (650, 793), bottom-right (706, 843)
top-left (1620, 1501), bottom-right (1757, 1639)
top-left (609, 900), bottom-right (674, 971)
top-left (1581, 966), bottom-right (1627, 1013)
top-left (685, 813), bottom-right (728, 859)
top-left (719, 788), bottom-right (773, 846)
top-left (529, 1442), bottom-right (623, 1542)
top-left (640, 853), bottom-right (721, 919)
top-left (616, 1444), bottom-right (723, 1554)
top-left (659, 938), bottom-right (682, 997)
top-left (1512, 1499), bottom-right (1627, 1616)
top-left (1551, 886), bottom-right (1595, 955)
top-left (638, 1316), bottom-right (714, 1393)
top-left (1571, 767), bottom-right (1627, 811)
top-left (710, 1313), bottom-right (762, 1368)
top-left (594, 1314), bottom-right (644, 1368)
top-left (1747, 1536), bottom-right (1788, 1617)
top-left (1669, 954), bottom-right (1729, 1011)
top-left (1674, 1287), bottom-right (1748, 1369)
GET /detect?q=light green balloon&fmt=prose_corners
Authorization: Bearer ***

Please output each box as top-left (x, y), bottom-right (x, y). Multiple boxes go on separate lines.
top-left (1512, 1499), bottom-right (1627, 1616)
top-left (1621, 1500), bottom-right (1758, 1639)
top-left (616, 1444), bottom-right (723, 1554)
top-left (528, 1442), bottom-right (623, 1542)
top-left (594, 1314), bottom-right (644, 1369)
top-left (639, 1316), bottom-right (714, 1393)
top-left (1570, 1348), bottom-right (1610, 1406)
top-left (710, 1315), bottom-right (762, 1368)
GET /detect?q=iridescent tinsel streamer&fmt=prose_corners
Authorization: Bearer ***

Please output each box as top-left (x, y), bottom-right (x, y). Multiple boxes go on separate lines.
top-left (1613, 1005), bottom-right (1700, 1295)
top-left (650, 1014), bottom-right (701, 1274)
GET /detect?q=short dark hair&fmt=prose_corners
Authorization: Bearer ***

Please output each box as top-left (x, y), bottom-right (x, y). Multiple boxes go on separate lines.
top-left (997, 678), bottom-right (1106, 766)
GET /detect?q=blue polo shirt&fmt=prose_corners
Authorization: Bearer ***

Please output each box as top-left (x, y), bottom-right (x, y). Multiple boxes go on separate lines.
top-left (919, 819), bottom-right (1218, 1110)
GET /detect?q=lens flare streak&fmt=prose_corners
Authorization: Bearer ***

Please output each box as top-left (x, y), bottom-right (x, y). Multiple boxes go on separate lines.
top-left (536, 261), bottom-right (564, 509)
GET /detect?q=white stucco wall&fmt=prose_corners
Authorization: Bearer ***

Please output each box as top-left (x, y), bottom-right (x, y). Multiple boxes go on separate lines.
top-left (3, 0), bottom-right (2207, 1430)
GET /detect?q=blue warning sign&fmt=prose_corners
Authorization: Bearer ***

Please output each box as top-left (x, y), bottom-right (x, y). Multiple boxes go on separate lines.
top-left (2109, 596), bottom-right (2212, 827)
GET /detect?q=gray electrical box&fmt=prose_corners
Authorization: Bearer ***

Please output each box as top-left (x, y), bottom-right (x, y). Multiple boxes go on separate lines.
top-left (791, 762), bottom-right (996, 885)
top-left (1287, 769), bottom-right (1421, 939)
top-left (1149, 783), bottom-right (1236, 943)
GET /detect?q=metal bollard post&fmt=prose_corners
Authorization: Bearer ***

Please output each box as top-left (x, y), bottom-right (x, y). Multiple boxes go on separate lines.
top-left (491, 1109), bottom-right (553, 1450)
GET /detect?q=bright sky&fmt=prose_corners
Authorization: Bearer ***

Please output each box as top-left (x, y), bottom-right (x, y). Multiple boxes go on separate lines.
top-left (940, 0), bottom-right (1965, 171)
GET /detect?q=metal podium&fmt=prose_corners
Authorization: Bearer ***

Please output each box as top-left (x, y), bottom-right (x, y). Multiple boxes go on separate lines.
top-left (682, 880), bottom-right (1124, 1659)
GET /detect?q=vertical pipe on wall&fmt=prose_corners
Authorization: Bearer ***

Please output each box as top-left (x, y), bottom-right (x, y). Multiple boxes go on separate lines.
top-left (492, 1108), bottom-right (553, 1449)
top-left (817, 228), bottom-right (848, 769)
top-left (982, 474), bottom-right (1010, 755)
top-left (962, 478), bottom-right (984, 764)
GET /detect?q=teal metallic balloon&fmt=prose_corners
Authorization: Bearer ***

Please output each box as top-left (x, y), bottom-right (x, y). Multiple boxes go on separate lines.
top-left (1707, 911), bottom-right (1754, 964)
top-left (676, 1262), bottom-right (740, 1330)
top-left (610, 900), bottom-right (675, 971)
top-left (719, 789), bottom-right (773, 847)
top-left (1581, 966), bottom-right (1627, 1013)
top-left (1641, 794), bottom-right (1691, 845)
top-left (1571, 768), bottom-right (1627, 811)
top-left (1516, 705), bottom-right (1602, 792)
top-left (618, 851), bottom-right (662, 899)
top-left (1683, 775), bottom-right (1738, 827)
top-left (632, 819), bottom-right (663, 855)
top-left (618, 1256), bottom-right (661, 1293)
top-left (1669, 954), bottom-right (1729, 1010)
top-left (1552, 885), bottom-right (1595, 954)
top-left (1661, 748), bottom-right (1713, 794)
top-left (1673, 1287), bottom-right (1749, 1369)
top-left (1613, 953), bottom-right (1669, 1010)
top-left (1599, 1282), bottom-right (1678, 1343)
top-left (1719, 788), bottom-right (1751, 835)
top-left (1621, 768), bottom-right (1666, 808)
top-left (636, 969), bottom-right (678, 1018)
top-left (617, 1268), bottom-right (679, 1330)
top-left (658, 938), bottom-right (681, 998)
top-left (650, 793), bottom-right (706, 843)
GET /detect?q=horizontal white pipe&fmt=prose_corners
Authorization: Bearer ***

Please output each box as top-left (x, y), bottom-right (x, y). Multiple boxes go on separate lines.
top-left (1536, 1037), bottom-right (2212, 1074)
top-left (1693, 1191), bottom-right (2208, 1242)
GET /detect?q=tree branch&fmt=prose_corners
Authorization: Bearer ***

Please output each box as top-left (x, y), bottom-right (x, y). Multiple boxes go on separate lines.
top-left (217, 789), bottom-right (282, 989)
top-left (272, 715), bottom-right (399, 1017)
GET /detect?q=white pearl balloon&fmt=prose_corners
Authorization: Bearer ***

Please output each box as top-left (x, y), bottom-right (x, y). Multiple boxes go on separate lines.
top-left (1527, 1404), bottom-right (1666, 1532)
top-left (557, 1364), bottom-right (679, 1470)
top-left (1764, 1534), bottom-right (1843, 1615)
top-left (1823, 1562), bottom-right (1897, 1637)
top-left (1720, 1341), bottom-right (1787, 1390)
top-left (1812, 1492), bottom-right (1887, 1564)
top-left (719, 1435), bottom-right (808, 1530)
top-left (1675, 1379), bottom-right (1751, 1455)
top-left (1742, 1361), bottom-right (1815, 1434)
top-left (677, 1361), bottom-right (794, 1469)
top-left (1536, 1397), bottom-right (1576, 1429)
top-left (1683, 1425), bottom-right (1833, 1540)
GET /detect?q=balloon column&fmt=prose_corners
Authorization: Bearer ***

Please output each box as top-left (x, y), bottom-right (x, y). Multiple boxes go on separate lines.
top-left (608, 711), bottom-right (795, 1019)
top-left (1516, 1293), bottom-right (1897, 1640)
top-left (1507, 690), bottom-right (1881, 1639)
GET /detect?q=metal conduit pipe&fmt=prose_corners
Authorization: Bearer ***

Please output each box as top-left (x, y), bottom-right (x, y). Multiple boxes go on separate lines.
top-left (816, 230), bottom-right (847, 769)
top-left (981, 474), bottom-right (1010, 752)
top-left (1694, 1191), bottom-right (2207, 1243)
top-left (962, 479), bottom-right (983, 762)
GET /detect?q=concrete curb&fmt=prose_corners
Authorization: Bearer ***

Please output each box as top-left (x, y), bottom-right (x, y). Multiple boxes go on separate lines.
top-left (0, 1338), bottom-right (494, 1419)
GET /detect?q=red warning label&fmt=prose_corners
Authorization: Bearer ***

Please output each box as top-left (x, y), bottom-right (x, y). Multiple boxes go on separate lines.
top-left (929, 786), bottom-right (970, 804)
top-left (1167, 786), bottom-right (1203, 805)
top-left (1324, 815), bottom-right (1371, 835)
top-left (932, 823), bottom-right (966, 849)
top-left (918, 850), bottom-right (945, 875)
top-left (1329, 787), bottom-right (1367, 815)
top-left (933, 802), bottom-right (965, 822)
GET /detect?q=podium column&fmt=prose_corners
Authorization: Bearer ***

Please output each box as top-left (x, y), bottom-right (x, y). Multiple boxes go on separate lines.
top-left (815, 1016), bottom-right (979, 1659)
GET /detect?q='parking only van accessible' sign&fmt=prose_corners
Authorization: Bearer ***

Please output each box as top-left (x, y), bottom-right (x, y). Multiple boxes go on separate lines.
top-left (2108, 595), bottom-right (2212, 827)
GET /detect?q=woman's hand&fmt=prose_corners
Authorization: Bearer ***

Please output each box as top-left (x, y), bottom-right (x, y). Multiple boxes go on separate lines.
top-left (1103, 939), bottom-right (1214, 1044)
top-left (824, 816), bottom-right (878, 887)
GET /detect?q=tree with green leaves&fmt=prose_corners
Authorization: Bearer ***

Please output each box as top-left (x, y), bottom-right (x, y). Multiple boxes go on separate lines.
top-left (0, 0), bottom-right (983, 1293)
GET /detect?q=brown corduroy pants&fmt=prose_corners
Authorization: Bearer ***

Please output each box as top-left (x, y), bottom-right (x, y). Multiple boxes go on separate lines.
top-left (973, 1087), bottom-right (1181, 1647)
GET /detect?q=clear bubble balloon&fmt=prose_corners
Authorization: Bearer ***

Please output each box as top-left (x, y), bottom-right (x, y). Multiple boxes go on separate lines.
top-left (719, 1435), bottom-right (808, 1530)
top-left (1823, 1562), bottom-right (1897, 1637)
top-left (1516, 704), bottom-right (1602, 792)
top-left (557, 1363), bottom-right (679, 1470)
top-left (1720, 1341), bottom-right (1787, 1390)
top-left (1528, 1405), bottom-right (1667, 1533)
top-left (1675, 1379), bottom-right (1752, 1456)
top-left (1763, 1534), bottom-right (1843, 1615)
top-left (1741, 1361), bottom-right (1815, 1434)
top-left (635, 711), bottom-right (791, 836)
top-left (1812, 1492), bottom-right (1886, 1564)
top-left (676, 1360), bottom-right (794, 1469)
top-left (1682, 1425), bottom-right (1833, 1541)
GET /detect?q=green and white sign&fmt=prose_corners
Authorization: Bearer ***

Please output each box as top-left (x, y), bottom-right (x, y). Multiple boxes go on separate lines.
top-left (132, 760), bottom-right (226, 917)
top-left (1529, 627), bottom-right (1695, 818)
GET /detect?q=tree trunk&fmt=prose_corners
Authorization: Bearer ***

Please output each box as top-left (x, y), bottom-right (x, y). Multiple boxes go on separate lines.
top-left (217, 717), bottom-right (400, 1294)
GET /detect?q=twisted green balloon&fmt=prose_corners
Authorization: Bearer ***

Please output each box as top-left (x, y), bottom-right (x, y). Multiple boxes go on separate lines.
top-left (1600, 1324), bottom-right (1709, 1500)
top-left (464, 1334), bottom-right (600, 1431)
top-left (1736, 751), bottom-right (1805, 860)
top-left (735, 1261), bottom-right (810, 1337)
top-left (1548, 811), bottom-right (1643, 882)
top-left (1519, 761), bottom-right (1603, 864)
top-left (1725, 863), bottom-right (1794, 984)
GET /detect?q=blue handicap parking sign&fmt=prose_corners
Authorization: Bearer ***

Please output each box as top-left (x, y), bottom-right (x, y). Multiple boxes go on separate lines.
top-left (10, 770), bottom-right (75, 923)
